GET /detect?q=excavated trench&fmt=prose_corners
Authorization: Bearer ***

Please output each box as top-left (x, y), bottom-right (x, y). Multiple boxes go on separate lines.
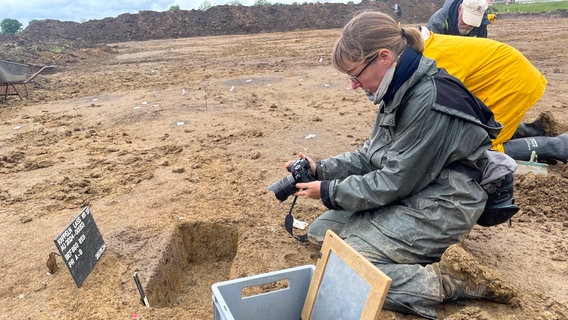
top-left (144, 221), bottom-right (239, 307)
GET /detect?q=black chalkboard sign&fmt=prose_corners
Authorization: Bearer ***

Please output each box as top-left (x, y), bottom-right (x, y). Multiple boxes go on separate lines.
top-left (54, 206), bottom-right (106, 288)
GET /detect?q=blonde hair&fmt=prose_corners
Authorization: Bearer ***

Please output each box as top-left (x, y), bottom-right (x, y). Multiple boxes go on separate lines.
top-left (332, 11), bottom-right (423, 74)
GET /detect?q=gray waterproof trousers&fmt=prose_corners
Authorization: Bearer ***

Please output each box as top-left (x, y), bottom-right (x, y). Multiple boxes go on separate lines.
top-left (308, 169), bottom-right (486, 319)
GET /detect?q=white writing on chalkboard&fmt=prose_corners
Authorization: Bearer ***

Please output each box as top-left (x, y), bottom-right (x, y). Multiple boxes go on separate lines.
top-left (57, 227), bottom-right (73, 251)
top-left (61, 212), bottom-right (90, 266)
top-left (95, 243), bottom-right (106, 260)
top-left (56, 209), bottom-right (90, 251)
top-left (64, 242), bottom-right (84, 266)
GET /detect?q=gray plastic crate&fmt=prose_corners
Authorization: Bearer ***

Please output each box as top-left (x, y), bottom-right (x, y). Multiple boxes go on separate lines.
top-left (212, 265), bottom-right (315, 320)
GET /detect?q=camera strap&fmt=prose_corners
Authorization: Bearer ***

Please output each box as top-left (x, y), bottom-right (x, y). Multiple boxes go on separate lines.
top-left (284, 196), bottom-right (308, 242)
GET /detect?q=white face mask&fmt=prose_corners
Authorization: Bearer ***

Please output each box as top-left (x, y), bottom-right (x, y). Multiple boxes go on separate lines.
top-left (367, 61), bottom-right (397, 103)
top-left (458, 25), bottom-right (474, 35)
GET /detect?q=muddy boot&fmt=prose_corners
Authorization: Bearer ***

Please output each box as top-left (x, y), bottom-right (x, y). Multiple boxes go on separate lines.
top-left (504, 134), bottom-right (568, 163)
top-left (435, 245), bottom-right (517, 304)
top-left (512, 111), bottom-right (559, 139)
top-left (512, 121), bottom-right (546, 139)
top-left (512, 119), bottom-right (546, 139)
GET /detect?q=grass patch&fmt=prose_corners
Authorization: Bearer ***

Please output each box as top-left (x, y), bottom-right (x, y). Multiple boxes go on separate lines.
top-left (493, 1), bottom-right (568, 13)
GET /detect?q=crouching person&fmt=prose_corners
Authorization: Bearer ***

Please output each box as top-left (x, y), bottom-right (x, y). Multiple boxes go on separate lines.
top-left (288, 11), bottom-right (516, 319)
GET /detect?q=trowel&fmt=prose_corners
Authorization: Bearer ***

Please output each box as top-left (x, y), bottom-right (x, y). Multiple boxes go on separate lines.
top-left (515, 151), bottom-right (548, 176)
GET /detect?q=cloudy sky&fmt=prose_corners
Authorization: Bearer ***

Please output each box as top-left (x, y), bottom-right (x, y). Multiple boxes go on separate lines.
top-left (3, 0), bottom-right (349, 28)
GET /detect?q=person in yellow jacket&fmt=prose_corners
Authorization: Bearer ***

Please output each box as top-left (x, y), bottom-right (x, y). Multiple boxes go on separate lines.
top-left (420, 27), bottom-right (568, 163)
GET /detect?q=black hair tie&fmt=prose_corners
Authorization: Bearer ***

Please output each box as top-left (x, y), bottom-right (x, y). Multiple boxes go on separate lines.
top-left (401, 28), bottom-right (406, 37)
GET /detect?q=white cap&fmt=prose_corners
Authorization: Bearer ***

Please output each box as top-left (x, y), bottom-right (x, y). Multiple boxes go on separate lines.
top-left (461, 0), bottom-right (489, 27)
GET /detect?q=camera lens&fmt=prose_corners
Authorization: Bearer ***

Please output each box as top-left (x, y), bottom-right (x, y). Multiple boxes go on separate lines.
top-left (268, 175), bottom-right (297, 202)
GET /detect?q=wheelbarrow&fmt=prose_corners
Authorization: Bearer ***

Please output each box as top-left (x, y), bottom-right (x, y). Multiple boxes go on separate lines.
top-left (0, 60), bottom-right (55, 101)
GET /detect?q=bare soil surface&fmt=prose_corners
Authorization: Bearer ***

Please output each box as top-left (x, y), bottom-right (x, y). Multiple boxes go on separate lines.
top-left (1, 15), bottom-right (567, 320)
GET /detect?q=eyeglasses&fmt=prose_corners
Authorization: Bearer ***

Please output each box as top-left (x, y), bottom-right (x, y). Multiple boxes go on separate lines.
top-left (348, 53), bottom-right (378, 84)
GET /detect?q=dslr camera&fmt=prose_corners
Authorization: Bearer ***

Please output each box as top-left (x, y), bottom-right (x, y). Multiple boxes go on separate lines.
top-left (269, 158), bottom-right (315, 202)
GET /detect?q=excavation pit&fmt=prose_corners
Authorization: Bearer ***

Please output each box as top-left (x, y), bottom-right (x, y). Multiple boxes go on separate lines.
top-left (144, 221), bottom-right (238, 308)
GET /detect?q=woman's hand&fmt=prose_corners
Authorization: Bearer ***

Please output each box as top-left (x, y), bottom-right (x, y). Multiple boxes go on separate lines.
top-left (285, 152), bottom-right (317, 176)
top-left (294, 181), bottom-right (321, 199)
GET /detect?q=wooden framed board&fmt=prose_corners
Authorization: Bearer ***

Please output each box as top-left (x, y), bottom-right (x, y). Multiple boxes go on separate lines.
top-left (301, 230), bottom-right (391, 320)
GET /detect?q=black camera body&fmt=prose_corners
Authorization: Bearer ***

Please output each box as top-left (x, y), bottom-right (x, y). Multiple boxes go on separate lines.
top-left (269, 158), bottom-right (315, 202)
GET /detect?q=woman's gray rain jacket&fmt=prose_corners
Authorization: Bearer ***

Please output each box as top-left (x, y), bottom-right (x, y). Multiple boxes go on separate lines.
top-left (310, 53), bottom-right (504, 319)
top-left (316, 56), bottom-right (502, 215)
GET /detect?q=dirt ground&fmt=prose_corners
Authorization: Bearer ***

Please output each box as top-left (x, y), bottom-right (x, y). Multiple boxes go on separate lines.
top-left (0, 15), bottom-right (567, 320)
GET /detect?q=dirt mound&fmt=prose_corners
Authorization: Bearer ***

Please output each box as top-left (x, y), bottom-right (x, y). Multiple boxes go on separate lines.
top-left (0, 0), bottom-right (444, 65)
top-left (20, 1), bottom-right (443, 43)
